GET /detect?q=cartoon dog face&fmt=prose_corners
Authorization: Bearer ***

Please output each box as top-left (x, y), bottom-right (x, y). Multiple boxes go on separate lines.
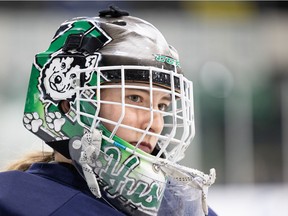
top-left (43, 57), bottom-right (79, 101)
top-left (40, 54), bottom-right (99, 104)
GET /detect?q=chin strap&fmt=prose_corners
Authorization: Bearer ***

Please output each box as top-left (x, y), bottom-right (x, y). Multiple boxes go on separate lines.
top-left (69, 129), bottom-right (102, 198)
top-left (157, 161), bottom-right (216, 215)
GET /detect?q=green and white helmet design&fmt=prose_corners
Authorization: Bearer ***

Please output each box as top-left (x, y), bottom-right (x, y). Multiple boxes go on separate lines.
top-left (23, 6), bottom-right (205, 216)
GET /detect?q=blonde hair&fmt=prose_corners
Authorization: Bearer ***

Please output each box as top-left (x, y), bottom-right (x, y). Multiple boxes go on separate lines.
top-left (4, 151), bottom-right (54, 171)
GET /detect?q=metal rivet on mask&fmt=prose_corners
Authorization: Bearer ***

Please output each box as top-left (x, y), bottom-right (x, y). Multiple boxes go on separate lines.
top-left (72, 139), bottom-right (82, 149)
top-left (152, 163), bottom-right (161, 173)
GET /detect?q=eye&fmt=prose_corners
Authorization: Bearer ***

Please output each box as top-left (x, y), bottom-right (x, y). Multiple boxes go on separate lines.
top-left (54, 75), bottom-right (62, 84)
top-left (127, 95), bottom-right (142, 103)
top-left (158, 103), bottom-right (169, 111)
top-left (61, 62), bottom-right (66, 69)
top-left (70, 73), bottom-right (76, 79)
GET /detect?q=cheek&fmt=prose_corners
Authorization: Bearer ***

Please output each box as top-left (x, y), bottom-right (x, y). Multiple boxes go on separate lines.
top-left (99, 105), bottom-right (138, 130)
top-left (99, 104), bottom-right (118, 130)
top-left (99, 105), bottom-right (140, 142)
top-left (120, 108), bottom-right (138, 125)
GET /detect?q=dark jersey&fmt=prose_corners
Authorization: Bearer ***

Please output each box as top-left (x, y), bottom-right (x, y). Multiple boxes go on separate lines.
top-left (0, 162), bottom-right (124, 216)
top-left (0, 162), bottom-right (217, 216)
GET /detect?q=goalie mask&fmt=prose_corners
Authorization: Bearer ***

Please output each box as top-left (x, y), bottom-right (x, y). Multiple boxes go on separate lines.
top-left (23, 6), bottom-right (215, 216)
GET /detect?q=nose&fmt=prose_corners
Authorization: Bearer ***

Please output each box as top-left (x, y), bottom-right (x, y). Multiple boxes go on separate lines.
top-left (140, 105), bottom-right (163, 134)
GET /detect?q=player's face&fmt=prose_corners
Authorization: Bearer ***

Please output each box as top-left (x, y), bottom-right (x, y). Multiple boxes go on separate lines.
top-left (99, 83), bottom-right (171, 154)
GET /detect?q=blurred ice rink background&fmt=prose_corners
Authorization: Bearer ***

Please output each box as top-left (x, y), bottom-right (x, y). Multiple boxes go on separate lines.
top-left (0, 1), bottom-right (287, 215)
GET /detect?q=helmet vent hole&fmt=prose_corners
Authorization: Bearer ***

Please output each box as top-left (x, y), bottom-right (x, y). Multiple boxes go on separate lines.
top-left (59, 100), bottom-right (70, 114)
top-left (111, 20), bottom-right (127, 26)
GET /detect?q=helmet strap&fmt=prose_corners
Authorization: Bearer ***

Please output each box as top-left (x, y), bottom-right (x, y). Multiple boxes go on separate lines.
top-left (46, 140), bottom-right (71, 159)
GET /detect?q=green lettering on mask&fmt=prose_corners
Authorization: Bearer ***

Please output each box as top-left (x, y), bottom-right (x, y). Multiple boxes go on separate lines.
top-left (154, 54), bottom-right (181, 68)
top-left (97, 146), bottom-right (163, 209)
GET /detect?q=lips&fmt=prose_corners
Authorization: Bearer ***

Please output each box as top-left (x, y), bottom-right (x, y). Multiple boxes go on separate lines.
top-left (131, 142), bottom-right (153, 154)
